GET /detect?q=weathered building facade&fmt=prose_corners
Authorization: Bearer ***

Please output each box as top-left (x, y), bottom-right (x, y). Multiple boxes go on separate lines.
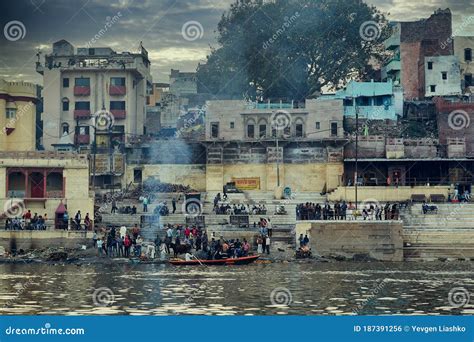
top-left (36, 40), bottom-right (152, 188)
top-left (203, 99), bottom-right (346, 192)
top-left (0, 80), bottom-right (38, 152)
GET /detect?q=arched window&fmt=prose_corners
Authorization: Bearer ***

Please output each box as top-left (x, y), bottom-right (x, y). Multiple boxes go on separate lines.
top-left (246, 119), bottom-right (256, 139)
top-left (465, 48), bottom-right (472, 62)
top-left (257, 118), bottom-right (268, 138)
top-left (62, 97), bottom-right (69, 111)
top-left (294, 118), bottom-right (304, 138)
top-left (62, 123), bottom-right (69, 134)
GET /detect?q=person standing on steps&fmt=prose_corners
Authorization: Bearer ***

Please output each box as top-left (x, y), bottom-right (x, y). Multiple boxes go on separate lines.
top-left (265, 235), bottom-right (270, 254)
top-left (172, 197), bottom-right (177, 214)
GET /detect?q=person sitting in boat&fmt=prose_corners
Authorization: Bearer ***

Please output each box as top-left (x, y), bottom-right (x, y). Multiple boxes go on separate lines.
top-left (222, 241), bottom-right (230, 257)
top-left (242, 239), bottom-right (250, 256)
top-left (185, 252), bottom-right (192, 261)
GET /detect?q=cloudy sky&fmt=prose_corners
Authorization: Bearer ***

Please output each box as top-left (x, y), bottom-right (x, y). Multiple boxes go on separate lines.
top-left (0, 0), bottom-right (473, 84)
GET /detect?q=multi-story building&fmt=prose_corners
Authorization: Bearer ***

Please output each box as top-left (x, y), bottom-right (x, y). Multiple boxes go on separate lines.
top-left (36, 40), bottom-right (152, 187)
top-left (424, 55), bottom-right (461, 97)
top-left (0, 151), bottom-right (94, 227)
top-left (0, 79), bottom-right (38, 152)
top-left (454, 36), bottom-right (474, 93)
top-left (203, 98), bottom-right (346, 192)
top-left (169, 69), bottom-right (197, 97)
top-left (334, 80), bottom-right (403, 120)
top-left (382, 9), bottom-right (454, 100)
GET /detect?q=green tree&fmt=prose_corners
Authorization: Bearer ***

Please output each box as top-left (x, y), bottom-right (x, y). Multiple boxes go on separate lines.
top-left (197, 0), bottom-right (390, 101)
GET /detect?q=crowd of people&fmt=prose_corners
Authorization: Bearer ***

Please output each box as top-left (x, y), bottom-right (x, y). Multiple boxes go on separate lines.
top-left (213, 192), bottom-right (267, 215)
top-left (296, 201), bottom-right (400, 221)
top-left (94, 224), bottom-right (143, 257)
top-left (4, 210), bottom-right (48, 230)
top-left (93, 223), bottom-right (257, 260)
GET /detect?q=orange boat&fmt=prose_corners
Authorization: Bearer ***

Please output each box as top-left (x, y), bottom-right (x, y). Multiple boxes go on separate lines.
top-left (169, 255), bottom-right (260, 266)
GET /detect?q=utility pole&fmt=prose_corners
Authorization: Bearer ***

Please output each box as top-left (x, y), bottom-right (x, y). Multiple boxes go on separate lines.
top-left (355, 104), bottom-right (359, 210)
top-left (276, 134), bottom-right (280, 187)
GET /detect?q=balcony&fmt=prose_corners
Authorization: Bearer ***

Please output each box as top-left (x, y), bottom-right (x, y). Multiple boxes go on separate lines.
top-left (74, 86), bottom-right (90, 96)
top-left (383, 29), bottom-right (400, 50)
top-left (384, 58), bottom-right (401, 74)
top-left (110, 109), bottom-right (126, 119)
top-left (74, 109), bottom-right (91, 119)
top-left (109, 85), bottom-right (126, 96)
top-left (75, 133), bottom-right (90, 145)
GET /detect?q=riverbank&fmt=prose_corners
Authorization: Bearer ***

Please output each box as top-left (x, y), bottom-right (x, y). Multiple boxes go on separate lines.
top-left (0, 245), bottom-right (470, 266)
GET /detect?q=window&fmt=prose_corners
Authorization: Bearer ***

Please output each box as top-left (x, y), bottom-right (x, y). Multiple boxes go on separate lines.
top-left (330, 122), bottom-right (338, 136)
top-left (356, 96), bottom-right (370, 106)
top-left (110, 101), bottom-right (126, 110)
top-left (77, 126), bottom-right (90, 135)
top-left (441, 72), bottom-right (447, 80)
top-left (133, 169), bottom-right (142, 183)
top-left (75, 78), bottom-right (90, 87)
top-left (62, 123), bottom-right (69, 134)
top-left (374, 96), bottom-right (385, 106)
top-left (465, 74), bottom-right (473, 87)
top-left (230, 122), bottom-right (234, 129)
top-left (110, 77), bottom-right (126, 86)
top-left (315, 122), bottom-right (321, 130)
top-left (211, 122), bottom-right (219, 138)
top-left (343, 98), bottom-right (353, 106)
top-left (259, 124), bottom-right (266, 138)
top-left (6, 108), bottom-right (16, 119)
top-left (428, 61), bottom-right (433, 70)
top-left (465, 48), bottom-right (472, 62)
top-left (62, 100), bottom-right (69, 111)
top-left (247, 124), bottom-right (255, 138)
top-left (295, 123), bottom-right (303, 137)
top-left (63, 78), bottom-right (69, 88)
top-left (75, 101), bottom-right (90, 110)
top-left (430, 85), bottom-right (436, 92)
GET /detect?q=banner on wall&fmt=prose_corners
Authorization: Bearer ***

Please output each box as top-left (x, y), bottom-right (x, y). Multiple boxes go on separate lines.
top-left (232, 177), bottom-right (260, 190)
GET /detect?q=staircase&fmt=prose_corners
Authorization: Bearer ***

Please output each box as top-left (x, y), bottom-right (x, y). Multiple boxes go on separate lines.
top-left (401, 203), bottom-right (474, 260)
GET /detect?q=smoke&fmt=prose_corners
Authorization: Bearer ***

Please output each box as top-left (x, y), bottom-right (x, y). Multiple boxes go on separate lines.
top-left (148, 139), bottom-right (194, 164)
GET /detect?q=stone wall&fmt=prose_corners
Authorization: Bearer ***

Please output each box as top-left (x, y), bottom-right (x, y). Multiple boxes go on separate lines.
top-left (328, 185), bottom-right (450, 202)
top-left (125, 164), bottom-right (207, 191)
top-left (296, 221), bottom-right (403, 261)
top-left (0, 230), bottom-right (94, 252)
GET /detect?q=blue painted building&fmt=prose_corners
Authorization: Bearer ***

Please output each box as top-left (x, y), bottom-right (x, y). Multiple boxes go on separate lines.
top-left (334, 80), bottom-right (403, 120)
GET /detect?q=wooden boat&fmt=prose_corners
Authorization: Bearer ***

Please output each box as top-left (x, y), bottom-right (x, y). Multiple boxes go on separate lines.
top-left (169, 255), bottom-right (260, 266)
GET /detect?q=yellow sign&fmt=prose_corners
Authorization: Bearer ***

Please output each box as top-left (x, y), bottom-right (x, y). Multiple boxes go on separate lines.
top-left (232, 177), bottom-right (260, 190)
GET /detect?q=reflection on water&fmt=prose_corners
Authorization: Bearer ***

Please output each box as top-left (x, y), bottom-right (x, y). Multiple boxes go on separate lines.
top-left (0, 262), bottom-right (473, 315)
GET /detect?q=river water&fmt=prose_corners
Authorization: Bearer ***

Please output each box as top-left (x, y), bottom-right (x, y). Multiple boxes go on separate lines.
top-left (0, 261), bottom-right (473, 315)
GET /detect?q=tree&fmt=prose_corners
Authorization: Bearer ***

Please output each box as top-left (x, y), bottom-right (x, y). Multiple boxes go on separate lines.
top-left (197, 0), bottom-right (390, 101)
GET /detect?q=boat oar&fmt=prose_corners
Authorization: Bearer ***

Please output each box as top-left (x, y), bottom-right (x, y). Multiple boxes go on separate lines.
top-left (190, 253), bottom-right (206, 267)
